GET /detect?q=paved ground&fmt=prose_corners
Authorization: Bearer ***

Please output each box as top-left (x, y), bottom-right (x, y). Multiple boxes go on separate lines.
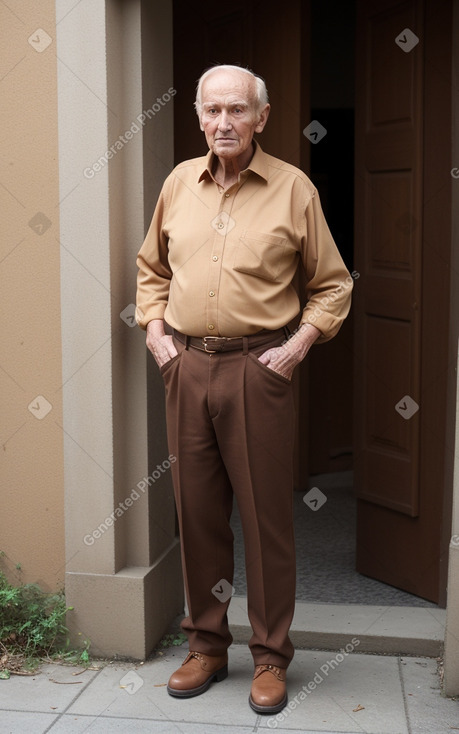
top-left (1, 643), bottom-right (458, 733)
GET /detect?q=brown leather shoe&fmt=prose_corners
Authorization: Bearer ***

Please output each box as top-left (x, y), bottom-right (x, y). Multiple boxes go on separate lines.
top-left (167, 651), bottom-right (228, 698)
top-left (249, 664), bottom-right (288, 714)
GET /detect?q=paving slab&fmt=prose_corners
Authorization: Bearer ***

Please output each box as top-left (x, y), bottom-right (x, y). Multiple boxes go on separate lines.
top-left (65, 644), bottom-right (257, 728)
top-left (400, 656), bottom-right (459, 733)
top-left (1, 711), bottom-right (58, 734)
top-left (0, 662), bottom-right (100, 714)
top-left (258, 650), bottom-right (408, 733)
top-left (46, 717), bottom-right (257, 733)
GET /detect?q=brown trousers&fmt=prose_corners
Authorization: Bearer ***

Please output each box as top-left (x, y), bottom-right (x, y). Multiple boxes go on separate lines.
top-left (161, 325), bottom-right (296, 668)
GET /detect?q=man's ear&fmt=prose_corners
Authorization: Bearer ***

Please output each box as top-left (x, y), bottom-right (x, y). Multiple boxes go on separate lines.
top-left (254, 104), bottom-right (270, 134)
top-left (196, 109), bottom-right (204, 131)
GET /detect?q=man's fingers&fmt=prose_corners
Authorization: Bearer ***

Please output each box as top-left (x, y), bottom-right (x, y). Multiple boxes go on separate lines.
top-left (165, 343), bottom-right (179, 360)
top-left (257, 347), bottom-right (276, 365)
top-left (160, 334), bottom-right (178, 358)
top-left (146, 334), bottom-right (178, 367)
top-left (258, 347), bottom-right (287, 369)
top-left (257, 346), bottom-right (296, 380)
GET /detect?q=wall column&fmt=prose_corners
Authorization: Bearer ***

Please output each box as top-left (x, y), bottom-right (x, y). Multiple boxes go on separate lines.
top-left (55, 0), bottom-right (182, 659)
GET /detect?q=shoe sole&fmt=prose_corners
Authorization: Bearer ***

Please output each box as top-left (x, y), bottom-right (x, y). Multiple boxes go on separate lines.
top-left (248, 692), bottom-right (288, 714)
top-left (166, 664), bottom-right (228, 698)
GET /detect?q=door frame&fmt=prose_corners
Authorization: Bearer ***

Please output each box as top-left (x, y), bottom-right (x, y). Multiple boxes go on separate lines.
top-left (419, 0), bottom-right (456, 606)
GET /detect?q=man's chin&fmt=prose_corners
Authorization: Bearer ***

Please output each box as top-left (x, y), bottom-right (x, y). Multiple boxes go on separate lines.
top-left (213, 142), bottom-right (241, 158)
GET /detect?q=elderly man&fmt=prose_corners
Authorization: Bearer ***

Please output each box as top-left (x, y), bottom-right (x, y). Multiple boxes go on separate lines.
top-left (136, 64), bottom-right (352, 714)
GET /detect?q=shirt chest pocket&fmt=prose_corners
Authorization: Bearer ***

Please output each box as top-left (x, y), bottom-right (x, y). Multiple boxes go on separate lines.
top-left (233, 230), bottom-right (288, 282)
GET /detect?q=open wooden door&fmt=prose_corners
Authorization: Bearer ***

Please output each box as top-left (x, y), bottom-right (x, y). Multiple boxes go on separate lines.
top-left (354, 0), bottom-right (453, 603)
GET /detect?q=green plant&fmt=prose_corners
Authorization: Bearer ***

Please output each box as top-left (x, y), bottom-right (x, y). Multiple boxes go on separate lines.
top-left (0, 570), bottom-right (89, 672)
top-left (158, 632), bottom-right (188, 649)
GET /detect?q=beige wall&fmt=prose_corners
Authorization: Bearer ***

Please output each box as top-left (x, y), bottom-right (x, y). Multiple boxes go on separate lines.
top-left (1, 2), bottom-right (64, 590)
top-left (2, 0), bottom-right (183, 658)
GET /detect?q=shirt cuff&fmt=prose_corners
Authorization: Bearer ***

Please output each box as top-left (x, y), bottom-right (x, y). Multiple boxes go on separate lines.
top-left (300, 309), bottom-right (346, 343)
top-left (135, 303), bottom-right (167, 330)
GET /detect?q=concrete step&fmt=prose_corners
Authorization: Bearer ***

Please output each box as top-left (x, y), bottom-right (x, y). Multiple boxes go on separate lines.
top-left (229, 597), bottom-right (446, 657)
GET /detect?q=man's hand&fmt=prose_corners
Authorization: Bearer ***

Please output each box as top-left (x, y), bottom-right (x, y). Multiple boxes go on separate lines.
top-left (258, 323), bottom-right (321, 380)
top-left (146, 319), bottom-right (178, 368)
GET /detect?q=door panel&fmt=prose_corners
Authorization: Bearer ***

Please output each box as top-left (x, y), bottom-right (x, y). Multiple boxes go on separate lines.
top-left (365, 315), bottom-right (418, 514)
top-left (355, 0), bottom-right (422, 519)
top-left (354, 0), bottom-right (453, 603)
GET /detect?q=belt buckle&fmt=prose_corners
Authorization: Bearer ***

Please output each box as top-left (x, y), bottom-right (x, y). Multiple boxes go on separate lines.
top-left (202, 336), bottom-right (226, 353)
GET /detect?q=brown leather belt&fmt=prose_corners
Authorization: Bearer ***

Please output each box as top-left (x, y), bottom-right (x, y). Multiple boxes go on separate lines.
top-left (171, 327), bottom-right (287, 354)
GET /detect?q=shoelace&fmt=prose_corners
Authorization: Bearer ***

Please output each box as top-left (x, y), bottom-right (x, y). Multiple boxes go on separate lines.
top-left (253, 663), bottom-right (286, 681)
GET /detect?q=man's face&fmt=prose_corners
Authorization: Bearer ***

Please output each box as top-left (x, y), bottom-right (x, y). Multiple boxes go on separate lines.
top-left (200, 70), bottom-right (269, 162)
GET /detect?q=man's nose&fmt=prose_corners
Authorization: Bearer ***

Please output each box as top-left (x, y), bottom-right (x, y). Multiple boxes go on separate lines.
top-left (218, 111), bottom-right (232, 130)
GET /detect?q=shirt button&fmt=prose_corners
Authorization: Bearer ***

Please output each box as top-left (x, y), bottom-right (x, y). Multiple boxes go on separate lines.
top-left (209, 291), bottom-right (215, 297)
top-left (208, 324), bottom-right (215, 330)
top-left (225, 193), bottom-right (230, 198)
top-left (212, 255), bottom-right (218, 261)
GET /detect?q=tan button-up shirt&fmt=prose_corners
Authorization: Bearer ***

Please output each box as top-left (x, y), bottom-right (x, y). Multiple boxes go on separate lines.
top-left (136, 142), bottom-right (353, 341)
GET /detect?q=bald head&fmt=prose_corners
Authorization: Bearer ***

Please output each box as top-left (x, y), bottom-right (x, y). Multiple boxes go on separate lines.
top-left (195, 65), bottom-right (269, 119)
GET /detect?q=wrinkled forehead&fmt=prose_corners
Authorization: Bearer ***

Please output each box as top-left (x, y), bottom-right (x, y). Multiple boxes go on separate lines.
top-left (201, 70), bottom-right (257, 107)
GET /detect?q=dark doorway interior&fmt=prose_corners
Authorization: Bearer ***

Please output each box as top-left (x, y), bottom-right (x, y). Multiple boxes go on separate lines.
top-left (171, 0), bottom-right (437, 607)
top-left (307, 0), bottom-right (355, 478)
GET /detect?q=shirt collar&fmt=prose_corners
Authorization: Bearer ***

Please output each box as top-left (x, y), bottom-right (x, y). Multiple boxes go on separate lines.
top-left (198, 140), bottom-right (269, 184)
